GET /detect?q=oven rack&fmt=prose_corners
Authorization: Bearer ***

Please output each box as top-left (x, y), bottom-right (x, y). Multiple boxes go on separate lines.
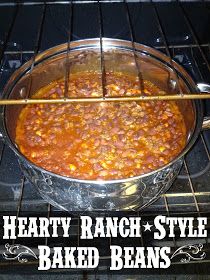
top-left (0, 0), bottom-right (210, 272)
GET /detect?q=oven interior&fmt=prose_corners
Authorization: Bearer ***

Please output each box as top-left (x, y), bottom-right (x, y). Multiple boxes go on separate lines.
top-left (0, 0), bottom-right (210, 274)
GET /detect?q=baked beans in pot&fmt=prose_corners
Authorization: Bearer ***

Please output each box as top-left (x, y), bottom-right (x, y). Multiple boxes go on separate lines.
top-left (1, 39), bottom-right (209, 212)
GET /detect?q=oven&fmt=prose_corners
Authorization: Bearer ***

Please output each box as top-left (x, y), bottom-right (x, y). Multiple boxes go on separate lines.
top-left (0, 0), bottom-right (210, 276)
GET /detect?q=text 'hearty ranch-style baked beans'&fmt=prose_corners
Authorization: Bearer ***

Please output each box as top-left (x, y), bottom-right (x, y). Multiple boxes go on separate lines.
top-left (15, 72), bottom-right (187, 180)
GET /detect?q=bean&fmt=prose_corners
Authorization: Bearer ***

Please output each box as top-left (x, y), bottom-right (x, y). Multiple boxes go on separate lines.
top-left (133, 130), bottom-right (144, 140)
top-left (98, 170), bottom-right (109, 177)
top-left (122, 149), bottom-right (136, 158)
top-left (16, 71), bottom-right (187, 180)
top-left (115, 141), bottom-right (124, 148)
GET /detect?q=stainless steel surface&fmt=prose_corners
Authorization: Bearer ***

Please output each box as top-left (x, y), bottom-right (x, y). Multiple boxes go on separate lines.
top-left (202, 117), bottom-right (210, 130)
top-left (1, 38), bottom-right (207, 211)
top-left (197, 83), bottom-right (210, 130)
top-left (0, 0), bottom-right (209, 271)
top-left (197, 83), bottom-right (210, 93)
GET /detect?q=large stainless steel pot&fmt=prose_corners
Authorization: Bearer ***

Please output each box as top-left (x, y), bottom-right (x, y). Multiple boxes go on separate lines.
top-left (0, 38), bottom-right (210, 212)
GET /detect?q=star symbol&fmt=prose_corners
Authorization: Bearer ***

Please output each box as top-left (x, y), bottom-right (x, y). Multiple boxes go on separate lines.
top-left (143, 222), bottom-right (153, 232)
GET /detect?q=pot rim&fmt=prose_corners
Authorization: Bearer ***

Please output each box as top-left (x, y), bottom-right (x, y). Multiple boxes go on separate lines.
top-left (1, 38), bottom-right (204, 184)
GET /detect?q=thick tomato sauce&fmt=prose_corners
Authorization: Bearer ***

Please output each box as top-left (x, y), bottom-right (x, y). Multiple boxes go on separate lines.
top-left (15, 72), bottom-right (187, 180)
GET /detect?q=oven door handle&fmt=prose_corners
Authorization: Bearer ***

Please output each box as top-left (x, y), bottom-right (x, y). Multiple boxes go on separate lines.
top-left (197, 83), bottom-right (210, 130)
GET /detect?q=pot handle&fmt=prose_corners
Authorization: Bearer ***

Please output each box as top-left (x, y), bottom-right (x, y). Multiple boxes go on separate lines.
top-left (197, 83), bottom-right (210, 130)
